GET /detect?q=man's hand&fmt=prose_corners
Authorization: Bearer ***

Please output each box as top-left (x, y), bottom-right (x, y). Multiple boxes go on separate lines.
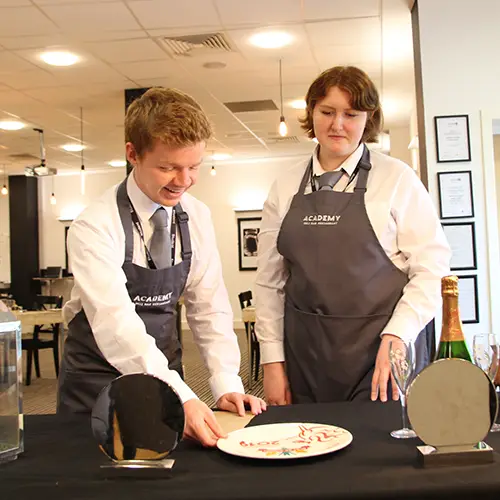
top-left (216, 392), bottom-right (267, 416)
top-left (371, 334), bottom-right (403, 402)
top-left (183, 399), bottom-right (226, 447)
top-left (263, 362), bottom-right (292, 405)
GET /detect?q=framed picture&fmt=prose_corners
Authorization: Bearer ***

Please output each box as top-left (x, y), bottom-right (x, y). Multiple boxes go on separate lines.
top-left (437, 171), bottom-right (474, 219)
top-left (457, 275), bottom-right (479, 324)
top-left (442, 222), bottom-right (477, 271)
top-left (237, 217), bottom-right (261, 271)
top-left (434, 115), bottom-right (471, 162)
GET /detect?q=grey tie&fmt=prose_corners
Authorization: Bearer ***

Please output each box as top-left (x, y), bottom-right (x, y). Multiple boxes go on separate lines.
top-left (316, 170), bottom-right (345, 191)
top-left (149, 207), bottom-right (171, 269)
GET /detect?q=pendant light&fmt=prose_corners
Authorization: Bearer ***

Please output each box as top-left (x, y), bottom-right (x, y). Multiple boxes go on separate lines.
top-left (1, 165), bottom-right (7, 195)
top-left (50, 174), bottom-right (57, 205)
top-left (80, 107), bottom-right (85, 195)
top-left (210, 151), bottom-right (216, 176)
top-left (278, 59), bottom-right (288, 137)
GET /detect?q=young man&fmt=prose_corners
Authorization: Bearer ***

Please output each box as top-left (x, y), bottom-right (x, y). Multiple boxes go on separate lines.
top-left (58, 88), bottom-right (265, 446)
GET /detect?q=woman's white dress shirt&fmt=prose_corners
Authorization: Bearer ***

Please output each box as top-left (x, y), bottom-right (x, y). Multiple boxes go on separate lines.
top-left (64, 173), bottom-right (244, 404)
top-left (255, 144), bottom-right (452, 364)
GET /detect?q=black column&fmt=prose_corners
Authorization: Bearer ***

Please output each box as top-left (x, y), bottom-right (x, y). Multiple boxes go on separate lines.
top-left (125, 88), bottom-right (150, 176)
top-left (9, 175), bottom-right (39, 309)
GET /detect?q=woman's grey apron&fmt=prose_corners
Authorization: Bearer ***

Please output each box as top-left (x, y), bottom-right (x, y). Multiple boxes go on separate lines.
top-left (277, 146), bottom-right (429, 403)
top-left (58, 178), bottom-right (192, 413)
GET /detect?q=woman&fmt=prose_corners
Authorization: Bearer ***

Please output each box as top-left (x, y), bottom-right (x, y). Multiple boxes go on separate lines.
top-left (254, 66), bottom-right (451, 405)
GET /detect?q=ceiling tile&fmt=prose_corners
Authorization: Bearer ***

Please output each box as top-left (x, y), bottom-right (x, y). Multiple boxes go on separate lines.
top-left (0, 0), bottom-right (31, 5)
top-left (313, 43), bottom-right (381, 68)
top-left (303, 0), bottom-right (379, 21)
top-left (23, 86), bottom-right (93, 106)
top-left (128, 0), bottom-right (221, 29)
top-left (0, 34), bottom-right (68, 50)
top-left (306, 18), bottom-right (380, 46)
top-left (112, 59), bottom-right (177, 80)
top-left (33, 0), bottom-right (117, 4)
top-left (68, 30), bottom-right (148, 43)
top-left (0, 68), bottom-right (61, 90)
top-left (40, 2), bottom-right (141, 32)
top-left (0, 51), bottom-right (38, 74)
top-left (216, 0), bottom-right (302, 26)
top-left (87, 38), bottom-right (166, 64)
top-left (0, 7), bottom-right (58, 36)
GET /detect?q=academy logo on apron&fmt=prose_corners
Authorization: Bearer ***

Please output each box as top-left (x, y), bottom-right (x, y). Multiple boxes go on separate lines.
top-left (133, 291), bottom-right (173, 307)
top-left (302, 214), bottom-right (342, 226)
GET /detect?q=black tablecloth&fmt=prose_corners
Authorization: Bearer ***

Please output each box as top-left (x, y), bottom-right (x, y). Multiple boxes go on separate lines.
top-left (2, 402), bottom-right (500, 500)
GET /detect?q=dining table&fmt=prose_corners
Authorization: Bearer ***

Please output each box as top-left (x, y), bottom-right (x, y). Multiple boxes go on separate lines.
top-left (2, 400), bottom-right (500, 500)
top-left (12, 308), bottom-right (65, 363)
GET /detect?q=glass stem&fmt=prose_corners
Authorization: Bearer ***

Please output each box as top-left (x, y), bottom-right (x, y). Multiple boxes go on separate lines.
top-left (400, 392), bottom-right (408, 430)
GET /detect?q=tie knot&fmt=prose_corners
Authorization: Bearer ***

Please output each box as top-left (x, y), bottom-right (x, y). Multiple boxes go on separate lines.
top-left (151, 207), bottom-right (169, 228)
top-left (316, 170), bottom-right (344, 191)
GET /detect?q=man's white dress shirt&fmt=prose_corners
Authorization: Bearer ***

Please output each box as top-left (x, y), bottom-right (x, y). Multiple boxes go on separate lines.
top-left (64, 173), bottom-right (244, 404)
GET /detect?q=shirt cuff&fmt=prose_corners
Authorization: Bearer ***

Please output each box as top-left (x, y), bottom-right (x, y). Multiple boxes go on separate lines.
top-left (155, 369), bottom-right (198, 405)
top-left (381, 315), bottom-right (420, 344)
top-left (260, 342), bottom-right (285, 364)
top-left (209, 373), bottom-right (245, 404)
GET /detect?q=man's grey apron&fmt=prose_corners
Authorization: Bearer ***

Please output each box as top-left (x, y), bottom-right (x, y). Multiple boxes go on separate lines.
top-left (58, 178), bottom-right (192, 413)
top-left (277, 146), bottom-right (428, 403)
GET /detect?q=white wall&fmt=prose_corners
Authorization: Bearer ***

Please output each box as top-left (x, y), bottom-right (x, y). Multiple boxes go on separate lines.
top-left (38, 169), bottom-right (126, 271)
top-left (0, 184), bottom-right (9, 283)
top-left (414, 0), bottom-right (500, 347)
top-left (494, 135), bottom-right (500, 247)
top-left (389, 125), bottom-right (412, 166)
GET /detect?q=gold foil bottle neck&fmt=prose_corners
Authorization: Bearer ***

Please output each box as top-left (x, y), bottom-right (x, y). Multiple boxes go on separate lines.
top-left (442, 275), bottom-right (459, 296)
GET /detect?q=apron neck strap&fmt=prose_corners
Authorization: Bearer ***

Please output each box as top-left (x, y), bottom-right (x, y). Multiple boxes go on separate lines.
top-left (353, 145), bottom-right (371, 193)
top-left (299, 157), bottom-right (314, 194)
top-left (116, 179), bottom-right (134, 263)
top-left (173, 204), bottom-right (192, 260)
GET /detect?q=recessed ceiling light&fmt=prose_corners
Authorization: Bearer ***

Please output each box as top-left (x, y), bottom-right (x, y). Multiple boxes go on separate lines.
top-left (62, 143), bottom-right (85, 152)
top-left (40, 51), bottom-right (80, 67)
top-left (211, 153), bottom-right (232, 161)
top-left (290, 99), bottom-right (306, 110)
top-left (0, 120), bottom-right (25, 131)
top-left (108, 160), bottom-right (126, 168)
top-left (249, 31), bottom-right (293, 49)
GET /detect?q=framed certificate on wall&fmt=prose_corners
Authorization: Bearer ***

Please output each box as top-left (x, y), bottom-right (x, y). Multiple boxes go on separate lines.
top-left (434, 115), bottom-right (471, 162)
top-left (457, 275), bottom-right (479, 324)
top-left (442, 222), bottom-right (477, 271)
top-left (437, 171), bottom-right (474, 219)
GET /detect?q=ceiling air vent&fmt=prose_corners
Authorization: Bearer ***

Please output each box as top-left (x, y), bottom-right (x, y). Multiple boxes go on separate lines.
top-left (266, 135), bottom-right (301, 144)
top-left (159, 32), bottom-right (234, 57)
top-left (224, 100), bottom-right (278, 113)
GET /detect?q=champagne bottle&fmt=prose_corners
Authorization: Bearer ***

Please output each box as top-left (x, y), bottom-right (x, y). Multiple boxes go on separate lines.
top-left (435, 275), bottom-right (472, 362)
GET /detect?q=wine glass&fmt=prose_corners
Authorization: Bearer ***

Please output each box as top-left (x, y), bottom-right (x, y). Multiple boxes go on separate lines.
top-left (472, 334), bottom-right (500, 432)
top-left (389, 340), bottom-right (417, 439)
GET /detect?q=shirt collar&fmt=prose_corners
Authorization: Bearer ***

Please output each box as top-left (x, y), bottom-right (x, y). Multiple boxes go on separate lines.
top-left (126, 171), bottom-right (171, 224)
top-left (312, 143), bottom-right (364, 178)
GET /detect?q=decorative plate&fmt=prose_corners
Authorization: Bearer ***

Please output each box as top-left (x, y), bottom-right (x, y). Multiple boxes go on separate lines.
top-left (217, 422), bottom-right (353, 459)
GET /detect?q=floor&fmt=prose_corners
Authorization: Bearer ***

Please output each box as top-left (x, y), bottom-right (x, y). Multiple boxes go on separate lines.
top-left (22, 328), bottom-right (264, 415)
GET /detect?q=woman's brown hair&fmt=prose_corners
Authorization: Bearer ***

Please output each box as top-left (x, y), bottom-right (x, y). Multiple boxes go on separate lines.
top-left (299, 66), bottom-right (383, 143)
